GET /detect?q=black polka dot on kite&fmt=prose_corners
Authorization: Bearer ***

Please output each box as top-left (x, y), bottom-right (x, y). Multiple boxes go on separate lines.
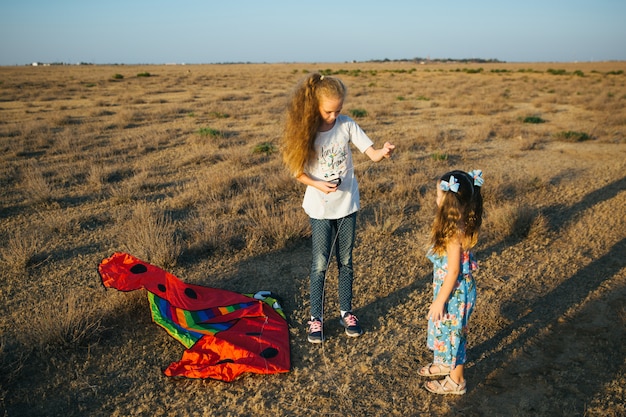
top-left (184, 288), bottom-right (197, 299)
top-left (157, 284), bottom-right (166, 293)
top-left (259, 347), bottom-right (279, 359)
top-left (130, 264), bottom-right (147, 274)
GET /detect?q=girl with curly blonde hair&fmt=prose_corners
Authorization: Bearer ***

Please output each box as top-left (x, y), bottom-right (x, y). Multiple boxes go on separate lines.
top-left (281, 73), bottom-right (394, 343)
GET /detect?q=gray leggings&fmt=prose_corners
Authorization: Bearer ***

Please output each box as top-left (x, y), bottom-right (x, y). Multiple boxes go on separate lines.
top-left (309, 212), bottom-right (357, 319)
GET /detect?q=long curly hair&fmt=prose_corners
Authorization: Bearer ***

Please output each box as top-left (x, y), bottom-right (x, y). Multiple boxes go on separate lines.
top-left (281, 73), bottom-right (346, 176)
top-left (430, 170), bottom-right (483, 255)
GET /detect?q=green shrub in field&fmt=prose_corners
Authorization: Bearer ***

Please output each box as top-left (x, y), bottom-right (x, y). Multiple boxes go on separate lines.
top-left (317, 68), bottom-right (378, 77)
top-left (452, 67), bottom-right (483, 74)
top-left (547, 68), bottom-right (567, 75)
top-left (208, 111), bottom-right (230, 119)
top-left (555, 131), bottom-right (591, 142)
top-left (349, 108), bottom-right (368, 118)
top-left (137, 72), bottom-right (151, 77)
top-left (522, 116), bottom-right (546, 124)
top-left (431, 152), bottom-right (448, 161)
top-left (253, 142), bottom-right (277, 155)
top-left (196, 127), bottom-right (221, 137)
top-left (112, 73), bottom-right (124, 80)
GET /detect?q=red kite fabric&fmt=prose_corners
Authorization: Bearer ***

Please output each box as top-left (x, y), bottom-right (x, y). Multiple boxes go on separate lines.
top-left (98, 252), bottom-right (290, 382)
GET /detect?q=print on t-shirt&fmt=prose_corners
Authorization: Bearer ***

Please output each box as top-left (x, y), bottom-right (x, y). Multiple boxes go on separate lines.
top-left (319, 141), bottom-right (347, 180)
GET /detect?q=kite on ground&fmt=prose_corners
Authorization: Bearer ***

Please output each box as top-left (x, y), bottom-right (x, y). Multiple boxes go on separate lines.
top-left (98, 252), bottom-right (290, 382)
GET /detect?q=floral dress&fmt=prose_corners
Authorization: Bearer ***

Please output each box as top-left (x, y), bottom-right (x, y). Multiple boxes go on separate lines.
top-left (426, 248), bottom-right (477, 369)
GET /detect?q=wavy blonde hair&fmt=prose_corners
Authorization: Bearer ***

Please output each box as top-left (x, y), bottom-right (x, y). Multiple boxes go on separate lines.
top-left (430, 170), bottom-right (483, 255)
top-left (281, 73), bottom-right (346, 176)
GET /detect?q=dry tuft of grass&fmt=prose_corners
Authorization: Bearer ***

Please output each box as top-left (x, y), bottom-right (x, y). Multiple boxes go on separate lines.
top-left (248, 203), bottom-right (310, 249)
top-left (21, 162), bottom-right (54, 205)
top-left (19, 291), bottom-right (105, 351)
top-left (366, 201), bottom-right (409, 235)
top-left (1, 227), bottom-right (45, 272)
top-left (484, 201), bottom-right (537, 242)
top-left (118, 202), bottom-right (182, 269)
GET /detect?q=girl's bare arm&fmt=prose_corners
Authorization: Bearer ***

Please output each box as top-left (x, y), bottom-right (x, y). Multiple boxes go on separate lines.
top-left (428, 239), bottom-right (462, 322)
top-left (365, 142), bottom-right (395, 162)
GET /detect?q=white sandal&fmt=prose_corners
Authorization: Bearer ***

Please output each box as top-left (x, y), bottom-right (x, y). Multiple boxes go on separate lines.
top-left (418, 362), bottom-right (451, 377)
top-left (425, 375), bottom-right (467, 395)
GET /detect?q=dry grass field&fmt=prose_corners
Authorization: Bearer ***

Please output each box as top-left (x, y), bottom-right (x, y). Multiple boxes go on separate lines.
top-left (1, 61), bottom-right (625, 417)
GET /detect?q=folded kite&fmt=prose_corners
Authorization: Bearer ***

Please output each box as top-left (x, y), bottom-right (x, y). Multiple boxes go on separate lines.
top-left (98, 252), bottom-right (290, 382)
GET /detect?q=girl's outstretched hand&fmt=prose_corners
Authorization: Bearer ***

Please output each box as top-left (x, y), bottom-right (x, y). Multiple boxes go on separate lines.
top-left (382, 142), bottom-right (395, 158)
top-left (365, 142), bottom-right (396, 162)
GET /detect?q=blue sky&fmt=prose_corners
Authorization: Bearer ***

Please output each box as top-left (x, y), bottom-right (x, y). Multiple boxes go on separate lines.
top-left (1, 0), bottom-right (624, 65)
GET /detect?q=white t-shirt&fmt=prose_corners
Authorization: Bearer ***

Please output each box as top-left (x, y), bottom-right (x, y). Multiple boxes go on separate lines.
top-left (302, 115), bottom-right (374, 220)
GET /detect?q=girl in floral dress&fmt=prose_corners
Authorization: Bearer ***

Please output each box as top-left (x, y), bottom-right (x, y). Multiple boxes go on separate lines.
top-left (419, 170), bottom-right (484, 395)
